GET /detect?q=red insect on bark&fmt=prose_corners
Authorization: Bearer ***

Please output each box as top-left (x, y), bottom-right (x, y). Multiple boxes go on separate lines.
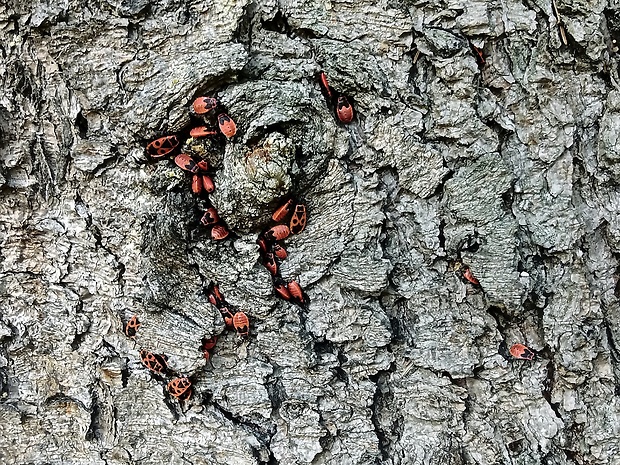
top-left (510, 343), bottom-right (535, 361)
top-left (193, 97), bottom-right (218, 115)
top-left (201, 336), bottom-right (218, 352)
top-left (463, 268), bottom-right (479, 285)
top-left (287, 280), bottom-right (305, 305)
top-left (220, 307), bottom-right (235, 328)
top-left (190, 126), bottom-right (218, 138)
top-left (192, 175), bottom-right (203, 194)
top-left (265, 225), bottom-right (290, 242)
top-left (257, 237), bottom-right (268, 253)
top-left (233, 311), bottom-right (250, 338)
top-left (202, 175), bottom-right (215, 193)
top-left (211, 225), bottom-right (230, 241)
top-left (146, 135), bottom-right (179, 158)
top-left (207, 282), bottom-right (225, 307)
top-left (470, 43), bottom-right (485, 68)
top-left (273, 244), bottom-right (287, 260)
top-left (125, 315), bottom-right (140, 339)
top-left (139, 350), bottom-right (169, 374)
top-left (167, 377), bottom-right (192, 400)
top-left (336, 96), bottom-right (354, 123)
top-left (319, 71), bottom-right (332, 98)
top-left (289, 204), bottom-right (307, 234)
top-left (196, 160), bottom-right (209, 172)
top-left (272, 199), bottom-right (294, 222)
top-left (274, 280), bottom-right (292, 301)
top-left (218, 113), bottom-right (237, 138)
top-left (201, 336), bottom-right (218, 362)
top-left (174, 153), bottom-right (200, 173)
top-left (262, 252), bottom-right (278, 276)
top-left (201, 207), bottom-right (220, 226)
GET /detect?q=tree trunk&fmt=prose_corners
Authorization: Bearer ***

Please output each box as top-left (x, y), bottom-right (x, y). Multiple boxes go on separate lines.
top-left (2, 1), bottom-right (620, 464)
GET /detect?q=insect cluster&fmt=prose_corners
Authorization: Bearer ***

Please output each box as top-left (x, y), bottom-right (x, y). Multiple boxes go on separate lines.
top-left (146, 96), bottom-right (237, 241)
top-left (206, 282), bottom-right (250, 340)
top-left (257, 199), bottom-right (308, 305)
top-left (123, 282), bottom-right (251, 401)
top-left (124, 315), bottom-right (193, 401)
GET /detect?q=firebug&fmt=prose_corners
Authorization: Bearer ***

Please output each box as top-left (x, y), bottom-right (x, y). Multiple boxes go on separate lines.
top-left (191, 175), bottom-right (203, 194)
top-left (233, 311), bottom-right (250, 338)
top-left (287, 280), bottom-right (305, 305)
top-left (510, 343), bottom-right (535, 361)
top-left (272, 199), bottom-right (294, 222)
top-left (201, 207), bottom-right (220, 226)
top-left (202, 175), bottom-right (215, 193)
top-left (319, 71), bottom-right (332, 98)
top-left (218, 114), bottom-right (237, 138)
top-left (265, 225), bottom-right (290, 242)
top-left (174, 153), bottom-right (200, 173)
top-left (190, 126), bottom-right (218, 138)
top-left (193, 97), bottom-right (218, 115)
top-left (139, 350), bottom-right (169, 374)
top-left (273, 279), bottom-right (291, 301)
top-left (273, 244), bottom-right (287, 260)
top-left (146, 135), bottom-right (179, 158)
top-left (262, 252), bottom-right (278, 276)
top-left (125, 315), bottom-right (140, 339)
top-left (211, 225), bottom-right (230, 241)
top-left (289, 204), bottom-right (307, 234)
top-left (463, 268), bottom-right (479, 285)
top-left (167, 377), bottom-right (192, 400)
top-left (336, 96), bottom-right (354, 123)
top-left (219, 306), bottom-right (235, 328)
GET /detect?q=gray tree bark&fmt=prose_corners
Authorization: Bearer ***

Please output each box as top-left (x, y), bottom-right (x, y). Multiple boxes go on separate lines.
top-left (2, 0), bottom-right (620, 464)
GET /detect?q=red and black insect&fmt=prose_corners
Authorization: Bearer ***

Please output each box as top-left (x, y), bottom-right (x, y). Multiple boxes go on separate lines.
top-left (272, 199), bottom-right (294, 223)
top-left (201, 207), bottom-right (220, 226)
top-left (336, 96), bottom-right (354, 123)
top-left (125, 315), bottom-right (140, 339)
top-left (220, 306), bottom-right (236, 328)
top-left (287, 280), bottom-right (305, 305)
top-left (190, 126), bottom-right (218, 138)
top-left (192, 175), bottom-right (203, 194)
top-left (462, 268), bottom-right (479, 285)
top-left (510, 343), bottom-right (535, 361)
top-left (257, 237), bottom-right (268, 253)
top-left (167, 377), bottom-right (192, 400)
top-left (262, 252), bottom-right (278, 276)
top-left (289, 204), bottom-right (307, 234)
top-left (202, 175), bottom-right (215, 193)
top-left (218, 114), bottom-right (237, 138)
top-left (139, 350), bottom-right (169, 374)
top-left (273, 244), bottom-right (287, 260)
top-left (207, 282), bottom-right (225, 307)
top-left (233, 311), bottom-right (250, 338)
top-left (319, 71), bottom-right (333, 98)
top-left (273, 279), bottom-right (292, 301)
top-left (265, 225), bottom-right (290, 242)
top-left (174, 153), bottom-right (201, 173)
top-left (146, 135), bottom-right (179, 158)
top-left (201, 336), bottom-right (218, 352)
top-left (200, 336), bottom-right (218, 362)
top-left (469, 42), bottom-right (485, 68)
top-left (193, 97), bottom-right (218, 115)
top-left (211, 224), bottom-right (230, 241)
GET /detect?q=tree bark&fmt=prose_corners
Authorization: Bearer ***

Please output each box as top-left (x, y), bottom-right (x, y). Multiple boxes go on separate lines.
top-left (1, 0), bottom-right (620, 464)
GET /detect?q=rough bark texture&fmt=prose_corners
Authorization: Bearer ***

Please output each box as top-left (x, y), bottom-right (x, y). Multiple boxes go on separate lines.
top-left (2, 0), bottom-right (620, 464)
